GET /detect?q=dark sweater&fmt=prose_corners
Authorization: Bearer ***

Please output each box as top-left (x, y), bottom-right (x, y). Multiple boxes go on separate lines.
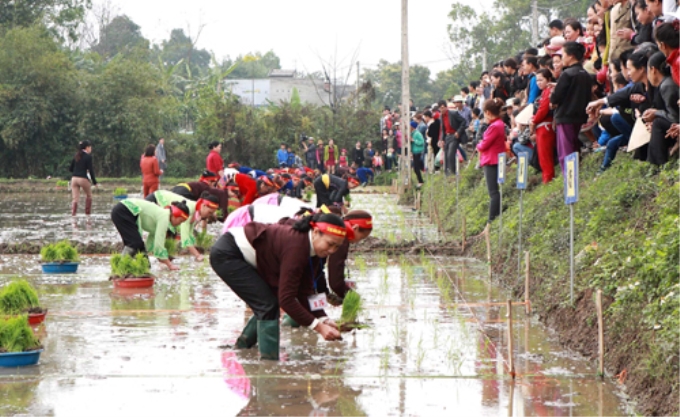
top-left (550, 63), bottom-right (592, 125)
top-left (69, 152), bottom-right (97, 185)
top-left (171, 181), bottom-right (230, 220)
top-left (244, 222), bottom-right (326, 327)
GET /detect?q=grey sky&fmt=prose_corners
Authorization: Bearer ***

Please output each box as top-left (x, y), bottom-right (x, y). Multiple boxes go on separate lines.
top-left (96, 0), bottom-right (492, 80)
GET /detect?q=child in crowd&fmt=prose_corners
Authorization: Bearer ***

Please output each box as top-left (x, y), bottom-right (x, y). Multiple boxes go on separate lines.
top-left (385, 148), bottom-right (396, 171)
top-left (338, 149), bottom-right (348, 168)
top-left (373, 151), bottom-right (383, 174)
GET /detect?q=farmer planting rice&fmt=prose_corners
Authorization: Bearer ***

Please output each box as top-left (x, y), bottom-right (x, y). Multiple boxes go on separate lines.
top-left (283, 209), bottom-right (373, 326)
top-left (110, 198), bottom-right (191, 271)
top-left (209, 212), bottom-right (346, 360)
top-left (146, 190), bottom-right (220, 262)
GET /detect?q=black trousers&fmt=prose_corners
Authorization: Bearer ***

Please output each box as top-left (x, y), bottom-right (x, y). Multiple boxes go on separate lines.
top-left (483, 165), bottom-right (500, 223)
top-left (111, 203), bottom-right (146, 252)
top-left (412, 153), bottom-right (424, 184)
top-left (445, 135), bottom-right (460, 175)
top-left (209, 233), bottom-right (279, 320)
top-left (170, 186), bottom-right (195, 201)
top-left (648, 117), bottom-right (674, 166)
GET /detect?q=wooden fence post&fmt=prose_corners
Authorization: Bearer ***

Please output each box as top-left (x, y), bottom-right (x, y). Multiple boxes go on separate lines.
top-left (596, 289), bottom-right (604, 378)
top-left (525, 251), bottom-right (531, 315)
top-left (507, 299), bottom-right (515, 378)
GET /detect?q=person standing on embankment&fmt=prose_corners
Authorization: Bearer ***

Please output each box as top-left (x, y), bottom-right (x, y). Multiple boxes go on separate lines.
top-left (69, 140), bottom-right (98, 219)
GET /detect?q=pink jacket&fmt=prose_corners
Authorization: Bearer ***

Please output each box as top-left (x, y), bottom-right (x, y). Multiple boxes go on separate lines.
top-left (476, 118), bottom-right (506, 167)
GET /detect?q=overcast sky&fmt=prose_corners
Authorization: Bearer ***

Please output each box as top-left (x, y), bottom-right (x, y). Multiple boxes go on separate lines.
top-left (94, 0), bottom-right (493, 80)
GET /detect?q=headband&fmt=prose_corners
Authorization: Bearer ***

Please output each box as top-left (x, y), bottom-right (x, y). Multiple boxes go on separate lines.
top-left (344, 221), bottom-right (356, 242)
top-left (168, 205), bottom-right (189, 220)
top-left (346, 217), bottom-right (373, 230)
top-left (201, 174), bottom-right (220, 183)
top-left (347, 177), bottom-right (359, 185)
top-left (311, 222), bottom-right (347, 238)
top-left (258, 176), bottom-right (274, 187)
top-left (196, 198), bottom-right (219, 213)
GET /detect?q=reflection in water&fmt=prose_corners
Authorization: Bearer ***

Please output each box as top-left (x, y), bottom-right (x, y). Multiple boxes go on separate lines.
top-left (0, 193), bottom-right (631, 416)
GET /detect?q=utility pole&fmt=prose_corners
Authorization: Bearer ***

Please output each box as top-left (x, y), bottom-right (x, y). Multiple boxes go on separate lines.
top-left (482, 47), bottom-right (487, 71)
top-left (356, 61), bottom-right (360, 108)
top-left (399, 0), bottom-right (411, 193)
top-left (531, 0), bottom-right (539, 47)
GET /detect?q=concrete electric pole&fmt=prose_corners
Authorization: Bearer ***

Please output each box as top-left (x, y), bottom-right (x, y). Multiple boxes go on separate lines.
top-left (399, 0), bottom-right (411, 192)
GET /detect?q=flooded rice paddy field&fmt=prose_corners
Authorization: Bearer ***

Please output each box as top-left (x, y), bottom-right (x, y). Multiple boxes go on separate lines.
top-left (0, 192), bottom-right (631, 416)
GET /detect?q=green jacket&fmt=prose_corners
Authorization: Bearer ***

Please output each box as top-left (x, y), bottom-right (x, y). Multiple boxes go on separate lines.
top-left (411, 130), bottom-right (425, 154)
top-left (120, 199), bottom-right (175, 259)
top-left (323, 144), bottom-right (338, 163)
top-left (151, 190), bottom-right (198, 248)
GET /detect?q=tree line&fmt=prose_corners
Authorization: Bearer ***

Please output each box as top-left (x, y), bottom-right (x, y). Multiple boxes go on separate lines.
top-left (2, 0), bottom-right (567, 179)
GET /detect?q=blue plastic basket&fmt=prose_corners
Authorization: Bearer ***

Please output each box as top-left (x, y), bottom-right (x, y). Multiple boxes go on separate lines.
top-left (113, 195), bottom-right (128, 201)
top-left (41, 262), bottom-right (79, 274)
top-left (0, 350), bottom-right (43, 367)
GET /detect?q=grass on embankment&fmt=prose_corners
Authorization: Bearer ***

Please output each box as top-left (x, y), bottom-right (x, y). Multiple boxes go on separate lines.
top-left (422, 154), bottom-right (679, 416)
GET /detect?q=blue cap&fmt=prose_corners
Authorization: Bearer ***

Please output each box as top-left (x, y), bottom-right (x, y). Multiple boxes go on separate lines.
top-left (410, 121), bottom-right (418, 129)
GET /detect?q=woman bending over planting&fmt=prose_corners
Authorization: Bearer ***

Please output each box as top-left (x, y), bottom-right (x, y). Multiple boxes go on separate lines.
top-left (171, 171), bottom-right (238, 221)
top-left (146, 190), bottom-right (220, 262)
top-left (209, 212), bottom-right (346, 360)
top-left (282, 210), bottom-right (373, 326)
top-left (111, 198), bottom-right (190, 271)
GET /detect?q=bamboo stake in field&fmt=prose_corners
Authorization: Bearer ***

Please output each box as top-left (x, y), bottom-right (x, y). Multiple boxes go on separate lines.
top-left (462, 217), bottom-right (466, 252)
top-left (507, 299), bottom-right (515, 378)
top-left (485, 226), bottom-right (492, 279)
top-left (596, 289), bottom-right (604, 378)
top-left (525, 251), bottom-right (531, 315)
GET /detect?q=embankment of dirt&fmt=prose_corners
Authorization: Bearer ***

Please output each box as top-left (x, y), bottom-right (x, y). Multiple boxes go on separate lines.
top-left (0, 241), bottom-right (122, 255)
top-left (421, 156), bottom-right (679, 416)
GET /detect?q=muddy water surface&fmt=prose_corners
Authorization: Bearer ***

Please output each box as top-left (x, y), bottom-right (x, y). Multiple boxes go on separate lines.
top-left (0, 193), bottom-right (631, 416)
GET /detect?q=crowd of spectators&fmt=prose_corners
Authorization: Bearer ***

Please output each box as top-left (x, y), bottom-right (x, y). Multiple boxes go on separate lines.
top-left (378, 1), bottom-right (678, 219)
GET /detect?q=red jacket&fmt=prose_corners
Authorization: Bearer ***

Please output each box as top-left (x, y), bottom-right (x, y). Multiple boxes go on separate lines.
top-left (532, 87), bottom-right (554, 126)
top-left (206, 150), bottom-right (224, 174)
top-left (140, 156), bottom-right (161, 184)
top-left (235, 173), bottom-right (258, 205)
top-left (667, 48), bottom-right (679, 87)
top-left (477, 118), bottom-right (507, 167)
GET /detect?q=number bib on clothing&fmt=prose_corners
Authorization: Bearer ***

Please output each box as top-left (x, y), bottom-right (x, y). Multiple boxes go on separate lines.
top-left (308, 293), bottom-right (328, 312)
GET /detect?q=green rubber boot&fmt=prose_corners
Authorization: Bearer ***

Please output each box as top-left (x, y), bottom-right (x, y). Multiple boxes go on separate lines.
top-left (235, 316), bottom-right (258, 349)
top-left (281, 313), bottom-right (300, 328)
top-left (257, 320), bottom-right (280, 360)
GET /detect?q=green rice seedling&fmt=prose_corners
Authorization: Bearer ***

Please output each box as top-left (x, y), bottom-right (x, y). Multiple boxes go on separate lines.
top-left (214, 208), bottom-right (223, 220)
top-left (377, 252), bottom-right (388, 269)
top-left (0, 280), bottom-right (40, 315)
top-left (340, 290), bottom-right (363, 324)
top-left (304, 188), bottom-right (313, 201)
top-left (40, 241), bottom-right (79, 263)
top-left (113, 187), bottom-right (127, 196)
top-left (379, 346), bottom-right (390, 374)
top-left (415, 336), bottom-right (426, 370)
top-left (387, 230), bottom-right (396, 244)
top-left (195, 230), bottom-right (215, 250)
top-left (110, 253), bottom-right (151, 278)
top-left (391, 314), bottom-right (402, 346)
top-left (165, 238), bottom-right (179, 258)
top-left (0, 315), bottom-right (41, 352)
top-left (56, 180), bottom-right (68, 187)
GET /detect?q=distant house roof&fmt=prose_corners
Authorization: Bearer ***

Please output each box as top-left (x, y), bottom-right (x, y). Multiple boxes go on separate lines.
top-left (269, 69), bottom-right (296, 78)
